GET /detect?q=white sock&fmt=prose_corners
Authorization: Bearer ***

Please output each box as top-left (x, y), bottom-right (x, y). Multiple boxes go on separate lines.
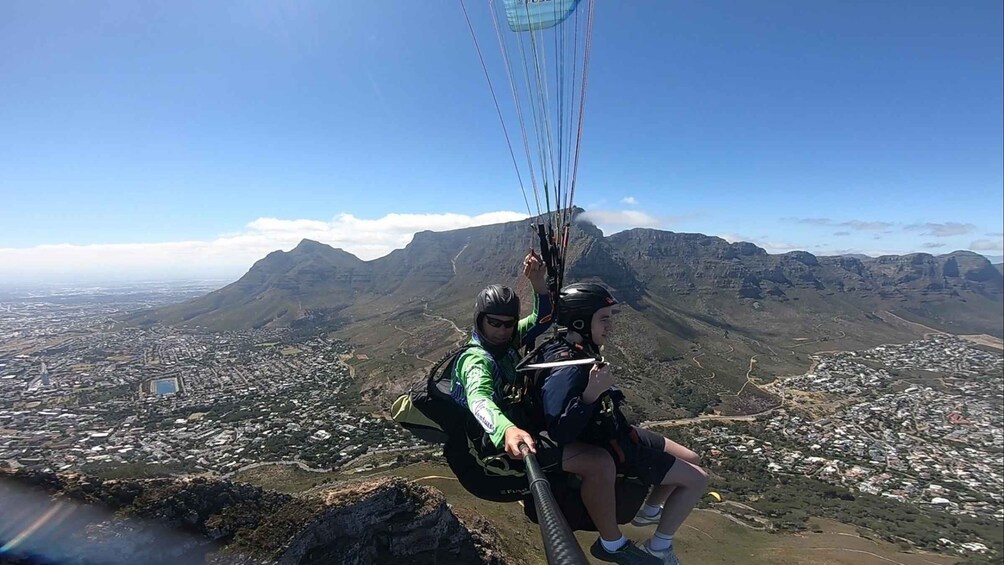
top-left (643, 503), bottom-right (662, 517)
top-left (648, 532), bottom-right (673, 551)
top-left (600, 535), bottom-right (627, 552)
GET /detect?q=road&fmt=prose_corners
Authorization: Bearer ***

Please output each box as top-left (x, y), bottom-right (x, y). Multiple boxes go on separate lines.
top-left (639, 409), bottom-right (775, 429)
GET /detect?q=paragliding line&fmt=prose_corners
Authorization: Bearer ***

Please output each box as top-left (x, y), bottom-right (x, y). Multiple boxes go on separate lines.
top-left (459, 0), bottom-right (535, 218)
top-left (489, 0), bottom-right (543, 215)
top-left (567, 0), bottom-right (595, 232)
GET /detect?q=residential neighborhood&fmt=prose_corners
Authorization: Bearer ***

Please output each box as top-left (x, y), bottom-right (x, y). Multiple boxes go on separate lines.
top-left (0, 294), bottom-right (415, 476)
top-left (703, 334), bottom-right (1003, 523)
top-left (2, 292), bottom-right (1001, 532)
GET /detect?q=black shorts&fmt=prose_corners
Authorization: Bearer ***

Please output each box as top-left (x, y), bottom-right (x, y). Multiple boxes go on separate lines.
top-left (615, 427), bottom-right (676, 486)
top-left (532, 431), bottom-right (566, 471)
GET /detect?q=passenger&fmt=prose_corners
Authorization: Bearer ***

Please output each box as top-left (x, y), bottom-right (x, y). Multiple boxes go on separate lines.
top-left (539, 283), bottom-right (708, 565)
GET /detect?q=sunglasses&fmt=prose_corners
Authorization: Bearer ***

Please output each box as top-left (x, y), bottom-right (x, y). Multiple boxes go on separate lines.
top-left (484, 316), bottom-right (517, 329)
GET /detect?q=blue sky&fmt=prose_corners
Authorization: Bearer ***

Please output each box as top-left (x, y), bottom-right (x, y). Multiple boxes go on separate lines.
top-left (2, 1), bottom-right (1002, 282)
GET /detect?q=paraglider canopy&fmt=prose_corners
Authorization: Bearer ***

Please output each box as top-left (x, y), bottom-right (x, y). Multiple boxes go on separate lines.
top-left (504, 0), bottom-right (580, 31)
top-left (707, 491), bottom-right (723, 503)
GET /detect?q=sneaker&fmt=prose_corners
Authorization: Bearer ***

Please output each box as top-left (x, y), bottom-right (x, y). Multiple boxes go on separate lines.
top-left (589, 538), bottom-right (662, 565)
top-left (630, 506), bottom-right (662, 526)
top-left (640, 540), bottom-right (682, 565)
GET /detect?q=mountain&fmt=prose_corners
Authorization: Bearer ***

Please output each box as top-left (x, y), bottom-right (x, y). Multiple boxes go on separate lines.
top-left (0, 468), bottom-right (510, 565)
top-left (132, 240), bottom-right (371, 329)
top-left (134, 212), bottom-right (1003, 418)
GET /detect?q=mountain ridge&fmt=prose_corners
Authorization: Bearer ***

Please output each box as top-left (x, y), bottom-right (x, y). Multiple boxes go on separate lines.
top-left (130, 213), bottom-right (1003, 419)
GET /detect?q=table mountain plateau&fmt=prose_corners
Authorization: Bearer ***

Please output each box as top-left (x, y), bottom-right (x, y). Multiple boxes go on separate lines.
top-left (128, 211), bottom-right (1002, 418)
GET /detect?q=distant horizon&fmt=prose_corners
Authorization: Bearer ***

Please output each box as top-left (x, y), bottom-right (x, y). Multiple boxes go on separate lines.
top-left (2, 219), bottom-right (1001, 287)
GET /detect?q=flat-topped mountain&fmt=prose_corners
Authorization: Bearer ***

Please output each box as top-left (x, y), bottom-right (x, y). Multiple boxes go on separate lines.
top-left (130, 211), bottom-right (1002, 418)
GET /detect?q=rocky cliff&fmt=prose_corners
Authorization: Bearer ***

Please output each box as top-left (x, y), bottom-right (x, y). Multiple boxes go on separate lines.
top-left (0, 469), bottom-right (514, 565)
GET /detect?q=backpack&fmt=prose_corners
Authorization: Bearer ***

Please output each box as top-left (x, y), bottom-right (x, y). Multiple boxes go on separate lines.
top-left (392, 344), bottom-right (534, 502)
top-left (391, 344), bottom-right (478, 444)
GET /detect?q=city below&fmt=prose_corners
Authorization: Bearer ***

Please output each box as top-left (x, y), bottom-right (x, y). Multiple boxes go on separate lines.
top-left (1, 284), bottom-right (1001, 557)
top-left (692, 333), bottom-right (1002, 524)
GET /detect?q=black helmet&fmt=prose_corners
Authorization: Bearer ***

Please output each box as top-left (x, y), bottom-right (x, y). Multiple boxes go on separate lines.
top-left (558, 283), bottom-right (618, 341)
top-left (474, 284), bottom-right (520, 328)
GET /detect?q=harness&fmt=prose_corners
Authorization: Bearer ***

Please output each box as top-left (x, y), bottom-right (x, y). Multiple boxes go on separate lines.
top-left (390, 333), bottom-right (649, 530)
top-left (392, 342), bottom-right (541, 502)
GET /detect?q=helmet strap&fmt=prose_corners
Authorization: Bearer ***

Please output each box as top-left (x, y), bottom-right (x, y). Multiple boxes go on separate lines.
top-left (562, 331), bottom-right (600, 357)
top-left (565, 320), bottom-right (596, 350)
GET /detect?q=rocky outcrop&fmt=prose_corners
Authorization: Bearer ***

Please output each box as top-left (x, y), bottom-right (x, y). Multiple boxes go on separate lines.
top-left (0, 469), bottom-right (513, 565)
top-left (260, 479), bottom-right (510, 565)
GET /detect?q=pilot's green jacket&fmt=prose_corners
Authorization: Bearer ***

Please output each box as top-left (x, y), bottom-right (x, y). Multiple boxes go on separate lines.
top-left (449, 292), bottom-right (553, 448)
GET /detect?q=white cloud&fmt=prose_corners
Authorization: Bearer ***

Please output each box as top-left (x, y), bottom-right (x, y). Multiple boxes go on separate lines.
top-left (0, 211), bottom-right (528, 284)
top-left (792, 217), bottom-right (834, 226)
top-left (789, 218), bottom-right (896, 231)
top-left (621, 196), bottom-right (638, 205)
top-left (843, 220), bottom-right (895, 231)
top-left (761, 241), bottom-right (803, 253)
top-left (577, 210), bottom-right (661, 233)
top-left (714, 233), bottom-right (800, 254)
top-left (970, 239), bottom-right (1004, 252)
top-left (905, 222), bottom-right (976, 237)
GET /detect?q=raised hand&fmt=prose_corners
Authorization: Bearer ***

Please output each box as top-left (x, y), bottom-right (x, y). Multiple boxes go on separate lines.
top-left (523, 251), bottom-right (547, 293)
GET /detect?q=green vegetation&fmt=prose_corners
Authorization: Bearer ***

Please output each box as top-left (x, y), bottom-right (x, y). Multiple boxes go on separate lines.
top-left (668, 424), bottom-right (1003, 561)
top-left (80, 460), bottom-right (197, 480)
top-left (666, 377), bottom-right (718, 417)
top-left (237, 458), bottom-right (966, 565)
top-left (233, 465), bottom-right (343, 494)
top-left (76, 383), bottom-right (135, 404)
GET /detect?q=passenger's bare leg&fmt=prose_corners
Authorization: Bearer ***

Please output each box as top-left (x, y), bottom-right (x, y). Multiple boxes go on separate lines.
top-left (562, 442), bottom-right (620, 541)
top-left (645, 437), bottom-right (701, 508)
top-left (656, 459), bottom-right (709, 536)
top-left (645, 484), bottom-right (675, 508)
